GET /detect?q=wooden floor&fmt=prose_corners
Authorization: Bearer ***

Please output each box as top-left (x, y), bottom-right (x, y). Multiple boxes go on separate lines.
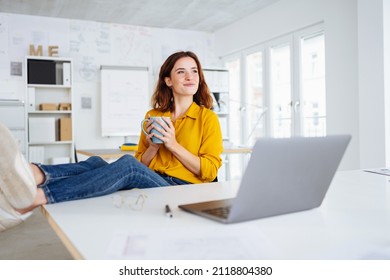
top-left (0, 208), bottom-right (73, 260)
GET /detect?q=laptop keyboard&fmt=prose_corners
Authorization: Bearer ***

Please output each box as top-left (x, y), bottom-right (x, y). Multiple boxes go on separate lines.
top-left (202, 206), bottom-right (231, 219)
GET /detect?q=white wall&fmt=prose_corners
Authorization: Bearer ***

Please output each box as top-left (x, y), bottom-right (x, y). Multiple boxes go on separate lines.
top-left (214, 0), bottom-right (377, 170)
top-left (357, 0), bottom-right (388, 169)
top-left (0, 13), bottom-right (221, 150)
top-left (384, 0), bottom-right (390, 167)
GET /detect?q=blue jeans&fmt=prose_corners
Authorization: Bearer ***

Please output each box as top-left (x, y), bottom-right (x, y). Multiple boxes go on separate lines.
top-left (36, 155), bottom-right (190, 204)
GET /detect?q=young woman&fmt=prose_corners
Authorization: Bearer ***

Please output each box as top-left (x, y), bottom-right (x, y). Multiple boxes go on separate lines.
top-left (0, 51), bottom-right (223, 231)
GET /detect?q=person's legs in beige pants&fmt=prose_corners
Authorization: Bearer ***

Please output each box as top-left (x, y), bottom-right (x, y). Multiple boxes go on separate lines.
top-left (0, 122), bottom-right (36, 231)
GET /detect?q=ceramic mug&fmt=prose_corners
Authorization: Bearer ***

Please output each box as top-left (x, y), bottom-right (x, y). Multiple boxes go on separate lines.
top-left (140, 117), bottom-right (169, 144)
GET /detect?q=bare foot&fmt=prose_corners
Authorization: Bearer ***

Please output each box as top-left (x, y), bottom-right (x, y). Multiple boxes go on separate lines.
top-left (30, 163), bottom-right (46, 185)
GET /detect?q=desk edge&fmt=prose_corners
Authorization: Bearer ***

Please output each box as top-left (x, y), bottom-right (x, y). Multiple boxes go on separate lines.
top-left (40, 206), bottom-right (85, 260)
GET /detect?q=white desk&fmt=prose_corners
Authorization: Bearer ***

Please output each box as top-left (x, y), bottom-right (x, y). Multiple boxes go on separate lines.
top-left (41, 170), bottom-right (390, 260)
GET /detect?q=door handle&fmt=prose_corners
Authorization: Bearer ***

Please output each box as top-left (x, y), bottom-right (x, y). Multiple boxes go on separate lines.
top-left (293, 101), bottom-right (300, 113)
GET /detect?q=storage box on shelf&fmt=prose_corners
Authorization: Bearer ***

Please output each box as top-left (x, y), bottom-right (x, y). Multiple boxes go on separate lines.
top-left (25, 56), bottom-right (74, 164)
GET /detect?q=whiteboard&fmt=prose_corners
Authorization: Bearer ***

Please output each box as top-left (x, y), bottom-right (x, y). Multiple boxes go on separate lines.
top-left (101, 66), bottom-right (149, 136)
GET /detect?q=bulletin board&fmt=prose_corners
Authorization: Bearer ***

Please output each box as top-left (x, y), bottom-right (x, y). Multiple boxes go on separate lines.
top-left (100, 65), bottom-right (149, 136)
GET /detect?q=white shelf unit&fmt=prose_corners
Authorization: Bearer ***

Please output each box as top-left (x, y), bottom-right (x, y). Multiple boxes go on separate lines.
top-left (25, 56), bottom-right (74, 164)
top-left (204, 68), bottom-right (230, 181)
top-left (203, 68), bottom-right (230, 141)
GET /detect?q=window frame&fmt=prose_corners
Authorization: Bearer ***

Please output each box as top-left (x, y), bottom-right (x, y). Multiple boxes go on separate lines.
top-left (222, 23), bottom-right (325, 143)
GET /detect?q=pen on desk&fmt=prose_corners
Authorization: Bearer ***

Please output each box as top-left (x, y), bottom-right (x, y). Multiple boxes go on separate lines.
top-left (165, 204), bottom-right (173, 218)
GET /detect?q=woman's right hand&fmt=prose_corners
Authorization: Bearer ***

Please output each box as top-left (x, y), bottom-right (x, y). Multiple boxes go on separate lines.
top-left (141, 118), bottom-right (160, 166)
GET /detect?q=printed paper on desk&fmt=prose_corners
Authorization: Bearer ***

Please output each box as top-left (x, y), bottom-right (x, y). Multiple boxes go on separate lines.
top-left (105, 225), bottom-right (277, 260)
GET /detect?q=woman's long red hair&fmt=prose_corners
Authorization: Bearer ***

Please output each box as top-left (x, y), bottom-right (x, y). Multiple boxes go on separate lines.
top-left (151, 51), bottom-right (213, 112)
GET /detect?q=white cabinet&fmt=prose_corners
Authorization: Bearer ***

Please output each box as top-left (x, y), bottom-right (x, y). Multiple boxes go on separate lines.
top-left (25, 56), bottom-right (74, 164)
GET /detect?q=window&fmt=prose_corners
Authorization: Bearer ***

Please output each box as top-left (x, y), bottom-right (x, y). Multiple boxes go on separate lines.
top-left (224, 24), bottom-right (325, 146)
top-left (225, 58), bottom-right (245, 180)
top-left (300, 32), bottom-right (326, 137)
top-left (270, 43), bottom-right (292, 138)
top-left (246, 51), bottom-right (266, 145)
top-left (223, 25), bottom-right (325, 179)
top-left (226, 59), bottom-right (241, 146)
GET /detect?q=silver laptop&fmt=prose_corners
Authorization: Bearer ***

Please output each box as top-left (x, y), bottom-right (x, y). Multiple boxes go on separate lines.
top-left (179, 135), bottom-right (351, 223)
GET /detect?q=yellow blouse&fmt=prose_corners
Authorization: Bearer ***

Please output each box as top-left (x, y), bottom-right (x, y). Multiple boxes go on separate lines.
top-left (135, 102), bottom-right (223, 183)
